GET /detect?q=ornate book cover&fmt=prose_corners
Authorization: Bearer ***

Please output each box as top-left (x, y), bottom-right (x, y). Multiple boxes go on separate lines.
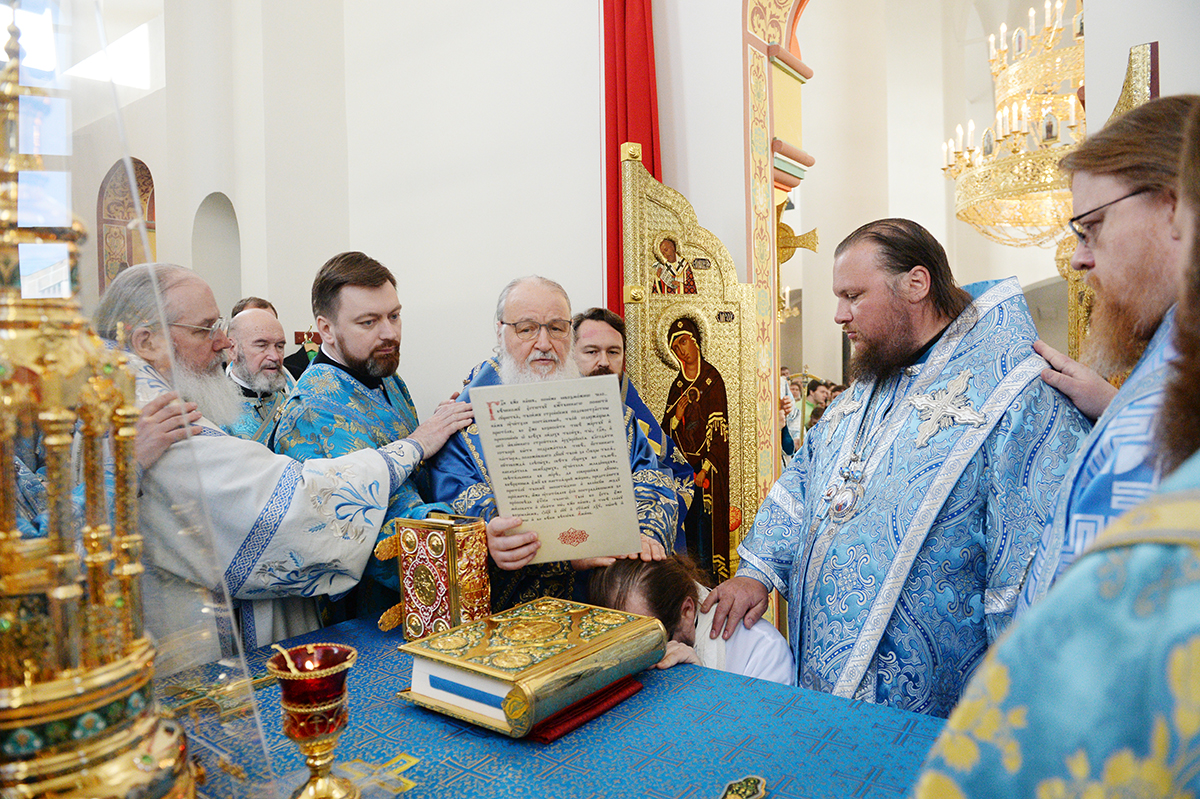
top-left (374, 512), bottom-right (490, 640)
top-left (398, 597), bottom-right (667, 737)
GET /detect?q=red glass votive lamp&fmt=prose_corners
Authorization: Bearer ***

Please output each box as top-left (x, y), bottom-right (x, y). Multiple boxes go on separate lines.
top-left (266, 643), bottom-right (357, 742)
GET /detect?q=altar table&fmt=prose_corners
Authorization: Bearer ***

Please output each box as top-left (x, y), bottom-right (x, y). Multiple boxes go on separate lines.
top-left (169, 619), bottom-right (944, 798)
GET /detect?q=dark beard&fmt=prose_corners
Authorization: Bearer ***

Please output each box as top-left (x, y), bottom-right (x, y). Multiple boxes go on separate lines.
top-left (359, 350), bottom-right (400, 378)
top-left (338, 340), bottom-right (399, 377)
top-left (587, 365), bottom-right (614, 376)
top-left (846, 323), bottom-right (920, 383)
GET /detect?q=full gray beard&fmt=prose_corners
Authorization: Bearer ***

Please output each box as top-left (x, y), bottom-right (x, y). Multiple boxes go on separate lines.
top-left (497, 345), bottom-right (580, 385)
top-left (231, 359), bottom-right (288, 395)
top-left (173, 362), bottom-right (247, 429)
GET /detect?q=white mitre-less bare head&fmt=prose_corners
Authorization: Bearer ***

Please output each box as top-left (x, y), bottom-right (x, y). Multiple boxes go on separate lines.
top-left (94, 263), bottom-right (243, 427)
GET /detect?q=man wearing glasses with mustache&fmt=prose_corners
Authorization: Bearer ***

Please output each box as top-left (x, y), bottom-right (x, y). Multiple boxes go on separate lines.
top-left (429, 276), bottom-right (677, 611)
top-left (1018, 94), bottom-right (1200, 614)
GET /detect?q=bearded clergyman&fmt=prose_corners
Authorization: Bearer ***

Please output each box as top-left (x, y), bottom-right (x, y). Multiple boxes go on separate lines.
top-left (272, 251), bottom-right (473, 621)
top-left (701, 218), bottom-right (1089, 717)
top-left (1017, 94), bottom-right (1200, 613)
top-left (92, 263), bottom-right (468, 665)
top-left (428, 276), bottom-right (678, 610)
top-left (224, 307), bottom-right (294, 443)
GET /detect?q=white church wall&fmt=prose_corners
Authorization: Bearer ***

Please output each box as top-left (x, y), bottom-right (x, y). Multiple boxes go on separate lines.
top-left (653, 0), bottom-right (748, 282)
top-left (340, 2), bottom-right (606, 413)
top-left (251, 0), bottom-right (352, 339)
top-left (192, 192), bottom-right (242, 317)
top-left (1085, 0), bottom-right (1200, 117)
top-left (229, 0), bottom-right (269, 305)
top-left (66, 1), bottom-right (604, 417)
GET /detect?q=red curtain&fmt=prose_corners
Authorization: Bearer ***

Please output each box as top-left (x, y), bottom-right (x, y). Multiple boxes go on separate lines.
top-left (603, 0), bottom-right (662, 317)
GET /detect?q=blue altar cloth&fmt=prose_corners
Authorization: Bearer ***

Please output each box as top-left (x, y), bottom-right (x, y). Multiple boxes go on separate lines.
top-left (168, 620), bottom-right (944, 798)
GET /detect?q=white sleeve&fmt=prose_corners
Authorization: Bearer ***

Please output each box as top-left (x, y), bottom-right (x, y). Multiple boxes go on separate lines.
top-left (141, 427), bottom-right (395, 602)
top-left (724, 618), bottom-right (797, 686)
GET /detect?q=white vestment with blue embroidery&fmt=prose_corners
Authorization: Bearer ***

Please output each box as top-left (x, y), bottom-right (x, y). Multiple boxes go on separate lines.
top-left (130, 356), bottom-right (422, 669)
top-left (736, 278), bottom-right (1089, 717)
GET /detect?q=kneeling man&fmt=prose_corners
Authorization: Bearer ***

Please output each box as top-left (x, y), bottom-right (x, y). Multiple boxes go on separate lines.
top-left (429, 276), bottom-right (678, 610)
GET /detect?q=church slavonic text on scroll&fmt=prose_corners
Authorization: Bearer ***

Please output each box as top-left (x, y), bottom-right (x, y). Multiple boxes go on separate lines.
top-left (472, 375), bottom-right (642, 564)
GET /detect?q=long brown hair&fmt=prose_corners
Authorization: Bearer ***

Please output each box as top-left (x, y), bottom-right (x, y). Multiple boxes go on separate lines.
top-left (1156, 101), bottom-right (1200, 475)
top-left (1060, 95), bottom-right (1200, 197)
top-left (588, 553), bottom-right (712, 638)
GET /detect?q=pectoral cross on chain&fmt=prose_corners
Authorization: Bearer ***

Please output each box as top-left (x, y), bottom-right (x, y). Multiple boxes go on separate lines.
top-left (907, 369), bottom-right (987, 448)
top-left (823, 397), bottom-right (863, 444)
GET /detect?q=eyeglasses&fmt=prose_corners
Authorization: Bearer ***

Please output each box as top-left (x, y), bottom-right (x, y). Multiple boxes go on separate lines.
top-left (1067, 187), bottom-right (1152, 247)
top-left (500, 319), bottom-right (571, 341)
top-left (170, 317), bottom-right (228, 339)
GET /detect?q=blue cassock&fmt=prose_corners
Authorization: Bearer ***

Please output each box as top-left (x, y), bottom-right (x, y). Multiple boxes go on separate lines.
top-left (736, 278), bottom-right (1089, 717)
top-left (271, 361), bottom-right (447, 601)
top-left (428, 358), bottom-right (678, 611)
top-left (913, 447), bottom-right (1200, 798)
top-left (1017, 306), bottom-right (1178, 614)
top-left (622, 374), bottom-right (695, 552)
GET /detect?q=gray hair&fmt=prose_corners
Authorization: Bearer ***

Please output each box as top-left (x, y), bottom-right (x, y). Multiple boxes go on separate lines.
top-left (93, 263), bottom-right (198, 341)
top-left (494, 276), bottom-right (571, 324)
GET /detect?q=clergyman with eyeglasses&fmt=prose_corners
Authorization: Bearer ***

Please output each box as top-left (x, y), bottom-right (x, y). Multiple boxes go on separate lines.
top-left (92, 263), bottom-right (470, 668)
top-left (428, 276), bottom-right (678, 611)
top-left (1016, 94), bottom-right (1200, 615)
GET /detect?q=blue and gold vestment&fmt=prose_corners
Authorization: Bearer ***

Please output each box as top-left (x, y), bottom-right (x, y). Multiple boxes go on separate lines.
top-left (428, 359), bottom-right (678, 611)
top-left (272, 360), bottom-right (445, 610)
top-left (622, 374), bottom-right (694, 552)
top-left (224, 365), bottom-right (297, 444)
top-left (914, 449), bottom-right (1200, 797)
top-left (737, 278), bottom-right (1089, 717)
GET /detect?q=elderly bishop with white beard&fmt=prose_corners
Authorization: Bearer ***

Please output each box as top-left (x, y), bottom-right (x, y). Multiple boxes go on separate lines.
top-left (429, 276), bottom-right (678, 610)
top-left (93, 263), bottom-right (467, 664)
top-left (223, 307), bottom-right (294, 443)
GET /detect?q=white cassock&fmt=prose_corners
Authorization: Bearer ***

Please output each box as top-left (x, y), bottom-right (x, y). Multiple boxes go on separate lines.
top-left (692, 585), bottom-right (796, 685)
top-left (130, 355), bottom-right (420, 672)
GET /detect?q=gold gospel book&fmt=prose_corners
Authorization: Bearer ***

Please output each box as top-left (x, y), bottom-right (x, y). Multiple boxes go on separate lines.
top-left (398, 597), bottom-right (667, 737)
top-left (373, 513), bottom-right (491, 639)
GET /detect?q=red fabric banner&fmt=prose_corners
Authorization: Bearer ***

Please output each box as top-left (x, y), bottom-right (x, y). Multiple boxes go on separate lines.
top-left (603, 0), bottom-right (662, 317)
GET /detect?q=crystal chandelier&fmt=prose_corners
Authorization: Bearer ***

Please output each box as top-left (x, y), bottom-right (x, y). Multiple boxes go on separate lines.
top-left (943, 1), bottom-right (1085, 247)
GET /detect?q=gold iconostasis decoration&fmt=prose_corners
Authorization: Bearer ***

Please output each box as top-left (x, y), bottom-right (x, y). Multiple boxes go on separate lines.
top-left (775, 201), bottom-right (817, 321)
top-left (620, 142), bottom-right (765, 581)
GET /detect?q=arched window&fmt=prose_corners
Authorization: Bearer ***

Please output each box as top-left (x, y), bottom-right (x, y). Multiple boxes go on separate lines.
top-left (96, 158), bottom-right (155, 291)
top-left (192, 192), bottom-right (241, 317)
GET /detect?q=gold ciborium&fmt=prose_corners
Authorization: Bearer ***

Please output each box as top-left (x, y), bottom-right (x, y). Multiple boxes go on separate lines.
top-left (266, 644), bottom-right (360, 799)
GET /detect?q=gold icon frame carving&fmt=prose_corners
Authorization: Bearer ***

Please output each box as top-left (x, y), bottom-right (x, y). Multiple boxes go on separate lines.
top-left (620, 145), bottom-right (765, 579)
